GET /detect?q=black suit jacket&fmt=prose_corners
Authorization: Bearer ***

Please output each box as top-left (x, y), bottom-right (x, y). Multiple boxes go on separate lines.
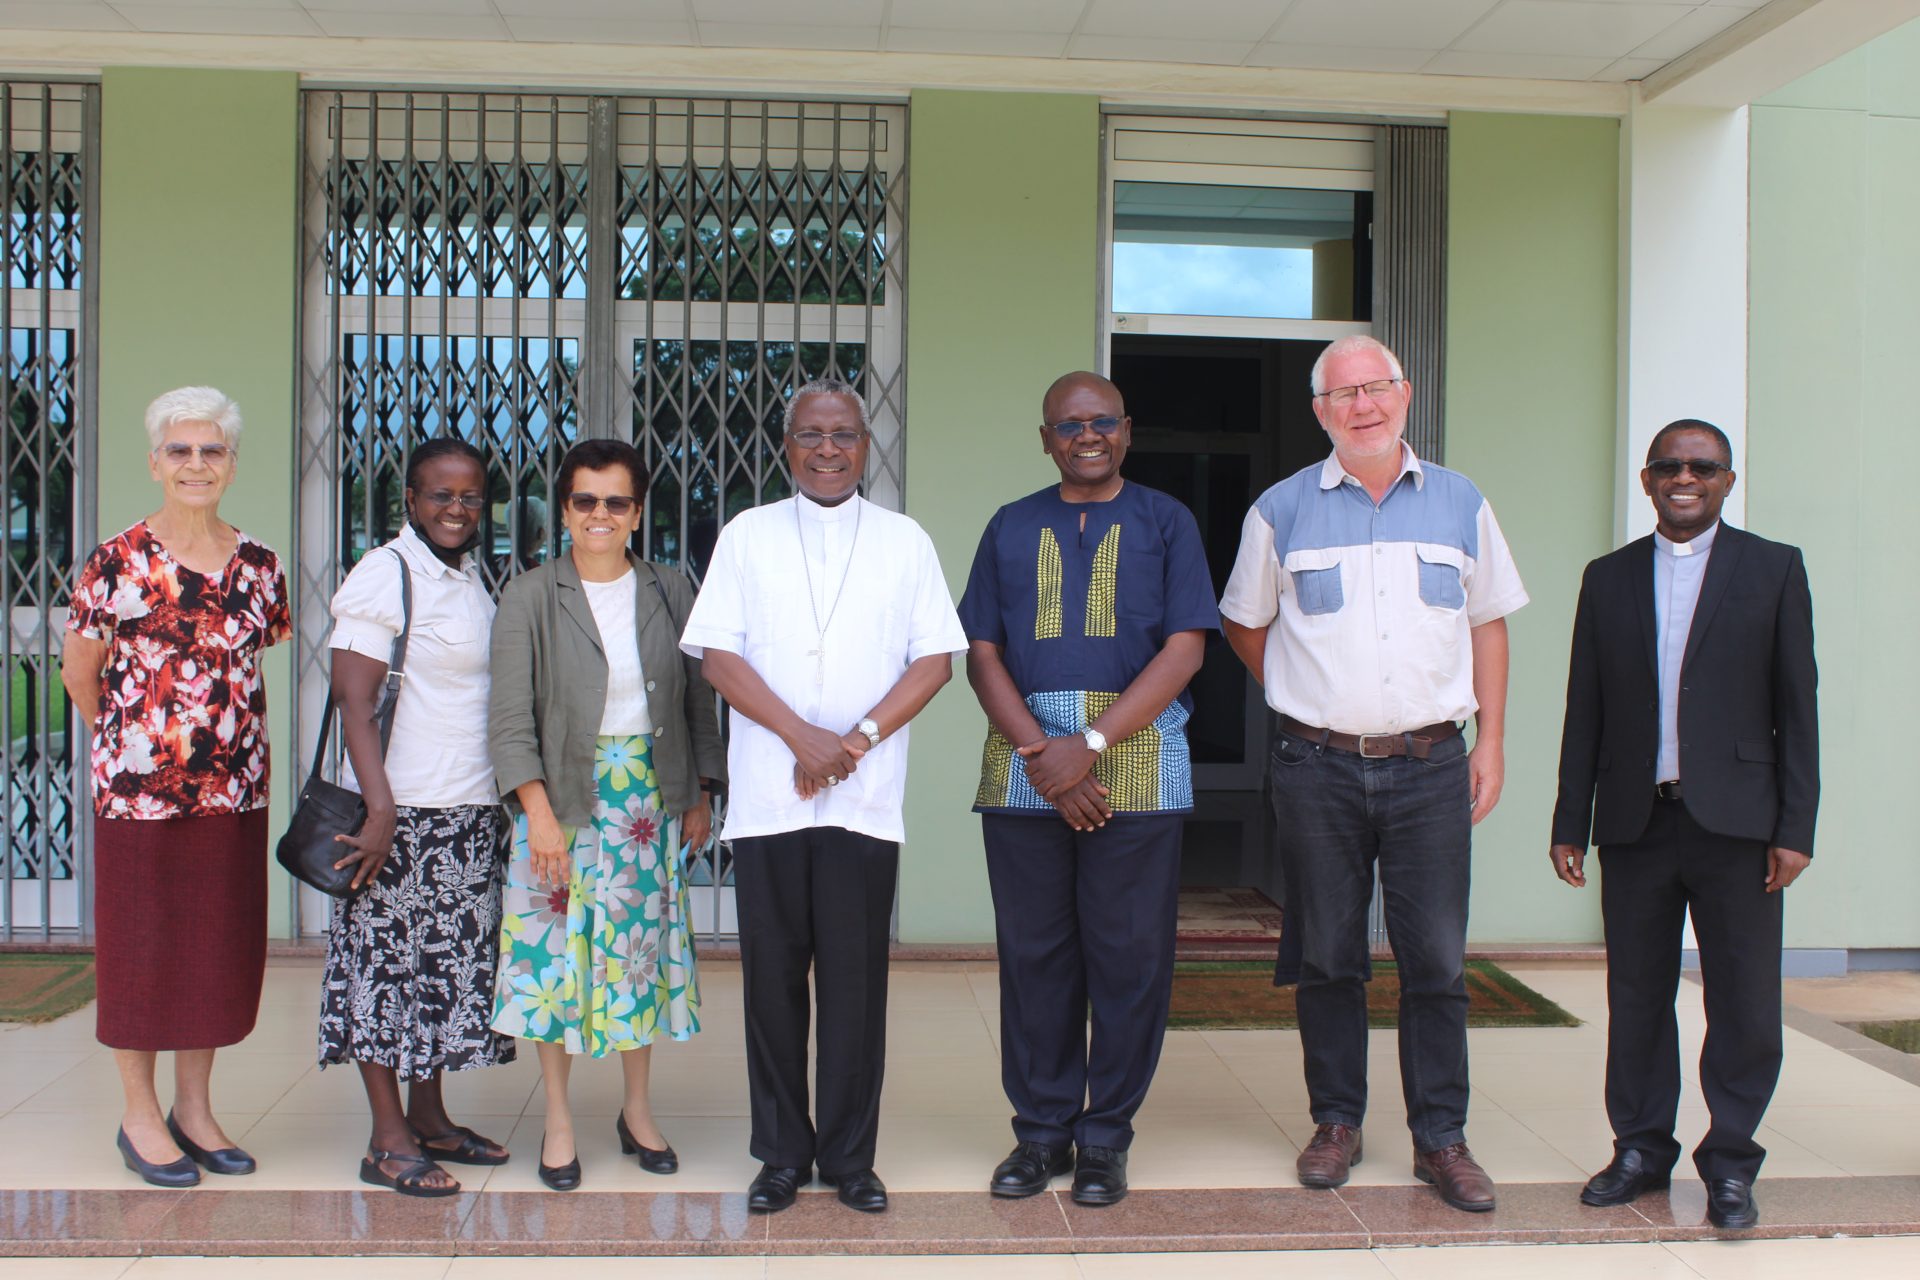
top-left (1551, 524), bottom-right (1818, 854)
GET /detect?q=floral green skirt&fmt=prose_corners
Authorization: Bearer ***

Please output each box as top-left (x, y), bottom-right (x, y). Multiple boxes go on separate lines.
top-left (491, 734), bottom-right (699, 1055)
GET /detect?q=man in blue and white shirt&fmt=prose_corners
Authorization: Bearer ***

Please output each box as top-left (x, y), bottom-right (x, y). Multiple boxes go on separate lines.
top-left (1220, 335), bottom-right (1528, 1214)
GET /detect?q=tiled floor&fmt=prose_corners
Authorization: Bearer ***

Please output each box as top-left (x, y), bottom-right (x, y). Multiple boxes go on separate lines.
top-left (2, 960), bottom-right (1917, 1268)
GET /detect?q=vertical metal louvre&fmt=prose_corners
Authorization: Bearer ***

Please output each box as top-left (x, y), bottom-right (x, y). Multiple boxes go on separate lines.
top-left (1373, 124), bottom-right (1447, 464)
top-left (296, 91), bottom-right (907, 941)
top-left (1, 82), bottom-right (96, 942)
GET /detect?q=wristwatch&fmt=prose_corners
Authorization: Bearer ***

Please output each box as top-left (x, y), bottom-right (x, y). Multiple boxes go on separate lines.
top-left (857, 718), bottom-right (882, 749)
top-left (1082, 727), bottom-right (1108, 753)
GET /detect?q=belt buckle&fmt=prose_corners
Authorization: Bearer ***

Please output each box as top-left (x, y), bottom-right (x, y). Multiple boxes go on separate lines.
top-left (1357, 733), bottom-right (1396, 758)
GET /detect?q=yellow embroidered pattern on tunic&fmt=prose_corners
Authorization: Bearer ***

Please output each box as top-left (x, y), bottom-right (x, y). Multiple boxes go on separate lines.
top-left (1083, 690), bottom-right (1160, 811)
top-left (1035, 527), bottom-right (1063, 640)
top-left (1084, 524), bottom-right (1120, 638)
top-left (978, 728), bottom-right (1015, 808)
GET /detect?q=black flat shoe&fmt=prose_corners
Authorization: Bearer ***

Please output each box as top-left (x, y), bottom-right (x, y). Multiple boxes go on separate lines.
top-left (538, 1135), bottom-right (581, 1191)
top-left (117, 1127), bottom-right (200, 1188)
top-left (1705, 1178), bottom-right (1759, 1229)
top-left (359, 1149), bottom-right (459, 1198)
top-left (410, 1122), bottom-right (509, 1167)
top-left (1579, 1148), bottom-right (1670, 1207)
top-left (1071, 1145), bottom-right (1128, 1207)
top-left (821, 1167), bottom-right (889, 1213)
top-left (747, 1163), bottom-right (810, 1213)
top-left (616, 1111), bottom-right (678, 1175)
top-left (991, 1141), bottom-right (1073, 1197)
top-left (166, 1110), bottom-right (256, 1176)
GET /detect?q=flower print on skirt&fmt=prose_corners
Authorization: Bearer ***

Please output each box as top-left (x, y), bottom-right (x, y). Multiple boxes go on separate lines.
top-left (491, 733), bottom-right (700, 1055)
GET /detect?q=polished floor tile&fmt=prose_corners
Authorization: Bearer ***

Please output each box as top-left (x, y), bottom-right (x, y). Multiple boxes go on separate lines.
top-left (126, 1260), bottom-right (452, 1278)
top-left (1337, 1180), bottom-right (1650, 1247)
top-left (1077, 1251), bottom-right (1395, 1278)
top-left (446, 1260), bottom-right (762, 1279)
top-left (762, 1188), bottom-right (1072, 1253)
top-left (1060, 1187), bottom-right (1366, 1252)
top-left (1664, 1234), bottom-right (1920, 1279)
top-left (1373, 1241), bottom-right (1699, 1279)
top-left (0, 1262), bottom-right (141, 1279)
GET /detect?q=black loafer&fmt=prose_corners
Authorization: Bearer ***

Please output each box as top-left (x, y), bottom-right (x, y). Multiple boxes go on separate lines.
top-left (1071, 1145), bottom-right (1128, 1207)
top-left (747, 1163), bottom-right (810, 1213)
top-left (991, 1141), bottom-right (1073, 1197)
top-left (1579, 1148), bottom-right (1670, 1207)
top-left (117, 1127), bottom-right (200, 1188)
top-left (821, 1167), bottom-right (889, 1213)
top-left (616, 1112), bottom-right (678, 1175)
top-left (166, 1110), bottom-right (256, 1176)
top-left (538, 1135), bottom-right (581, 1191)
top-left (1705, 1178), bottom-right (1759, 1229)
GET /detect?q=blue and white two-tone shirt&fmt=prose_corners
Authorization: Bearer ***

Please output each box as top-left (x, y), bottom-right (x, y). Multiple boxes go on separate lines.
top-left (1219, 443), bottom-right (1529, 736)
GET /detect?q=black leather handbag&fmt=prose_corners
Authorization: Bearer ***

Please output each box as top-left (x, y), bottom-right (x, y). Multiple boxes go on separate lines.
top-left (275, 551), bottom-right (412, 899)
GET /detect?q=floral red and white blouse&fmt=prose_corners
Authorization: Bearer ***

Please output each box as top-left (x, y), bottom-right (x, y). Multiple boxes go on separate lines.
top-left (67, 521), bottom-right (293, 820)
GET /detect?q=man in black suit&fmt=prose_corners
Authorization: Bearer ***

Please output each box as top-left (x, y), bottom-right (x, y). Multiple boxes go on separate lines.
top-left (1550, 419), bottom-right (1817, 1231)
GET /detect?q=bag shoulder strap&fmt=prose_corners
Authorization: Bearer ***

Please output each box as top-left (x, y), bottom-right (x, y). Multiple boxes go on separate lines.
top-left (305, 546), bottom-right (414, 782)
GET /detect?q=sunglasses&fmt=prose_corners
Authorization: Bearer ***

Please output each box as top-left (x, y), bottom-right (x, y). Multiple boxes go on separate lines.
top-left (419, 490), bottom-right (485, 510)
top-left (787, 429), bottom-right (866, 450)
top-left (1646, 458), bottom-right (1731, 480)
top-left (567, 492), bottom-right (638, 516)
top-left (156, 443), bottom-right (232, 465)
top-left (1047, 416), bottom-right (1124, 440)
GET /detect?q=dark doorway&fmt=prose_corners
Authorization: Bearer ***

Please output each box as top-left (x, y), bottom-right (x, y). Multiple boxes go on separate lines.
top-left (1113, 334), bottom-right (1333, 919)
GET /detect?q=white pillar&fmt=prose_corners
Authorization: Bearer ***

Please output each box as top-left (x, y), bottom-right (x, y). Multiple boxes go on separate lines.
top-left (1617, 97), bottom-right (1750, 544)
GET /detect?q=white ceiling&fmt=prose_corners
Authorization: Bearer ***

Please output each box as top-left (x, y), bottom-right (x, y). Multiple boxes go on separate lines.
top-left (0, 0), bottom-right (1775, 83)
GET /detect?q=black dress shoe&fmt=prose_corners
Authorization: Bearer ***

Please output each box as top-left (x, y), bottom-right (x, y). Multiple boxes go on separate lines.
top-left (616, 1112), bottom-right (678, 1175)
top-left (117, 1127), bottom-right (200, 1188)
top-left (166, 1110), bottom-right (256, 1176)
top-left (1705, 1178), bottom-right (1759, 1229)
top-left (538, 1135), bottom-right (581, 1191)
top-left (821, 1168), bottom-right (889, 1213)
top-left (991, 1141), bottom-right (1074, 1198)
top-left (1579, 1148), bottom-right (1670, 1207)
top-left (1071, 1145), bottom-right (1128, 1207)
top-left (747, 1163), bottom-right (811, 1213)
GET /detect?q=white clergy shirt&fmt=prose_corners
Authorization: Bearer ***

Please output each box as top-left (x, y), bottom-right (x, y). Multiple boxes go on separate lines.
top-left (1220, 444), bottom-right (1529, 735)
top-left (328, 523), bottom-right (497, 808)
top-left (679, 494), bottom-right (968, 843)
top-left (1653, 520), bottom-right (1718, 784)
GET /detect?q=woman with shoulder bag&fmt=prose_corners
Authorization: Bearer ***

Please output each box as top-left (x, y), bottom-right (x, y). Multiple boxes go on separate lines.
top-left (489, 438), bottom-right (726, 1190)
top-left (318, 438), bottom-right (516, 1198)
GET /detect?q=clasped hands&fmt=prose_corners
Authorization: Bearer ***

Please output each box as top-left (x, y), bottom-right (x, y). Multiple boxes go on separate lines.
top-left (1019, 735), bottom-right (1111, 832)
top-left (790, 721), bottom-right (869, 800)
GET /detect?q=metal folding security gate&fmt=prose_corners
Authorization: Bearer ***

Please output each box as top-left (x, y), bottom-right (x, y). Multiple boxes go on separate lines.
top-left (296, 90), bottom-right (907, 939)
top-left (1, 82), bottom-right (97, 942)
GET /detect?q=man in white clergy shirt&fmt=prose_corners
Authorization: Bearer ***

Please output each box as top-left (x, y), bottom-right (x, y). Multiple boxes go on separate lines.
top-left (679, 377), bottom-right (968, 1215)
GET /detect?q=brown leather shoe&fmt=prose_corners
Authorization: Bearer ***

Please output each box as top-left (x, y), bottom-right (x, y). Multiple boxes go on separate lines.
top-left (1413, 1143), bottom-right (1496, 1212)
top-left (1295, 1123), bottom-right (1363, 1188)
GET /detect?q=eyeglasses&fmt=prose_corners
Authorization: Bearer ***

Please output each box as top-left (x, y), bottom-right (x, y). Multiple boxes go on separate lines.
top-left (567, 492), bottom-right (638, 516)
top-left (1318, 380), bottom-right (1403, 407)
top-left (1047, 416), bottom-right (1124, 440)
top-left (787, 429), bottom-right (867, 450)
top-left (1646, 458), bottom-right (1731, 480)
top-left (155, 443), bottom-right (232, 465)
top-left (419, 490), bottom-right (485, 510)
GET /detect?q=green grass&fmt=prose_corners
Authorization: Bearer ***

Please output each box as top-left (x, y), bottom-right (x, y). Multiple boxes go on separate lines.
top-left (1848, 1019), bottom-right (1920, 1054)
top-left (7, 662), bottom-right (69, 734)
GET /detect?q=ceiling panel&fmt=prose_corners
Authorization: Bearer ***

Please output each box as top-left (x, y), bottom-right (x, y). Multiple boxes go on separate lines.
top-left (693, 0), bottom-right (884, 25)
top-left (887, 0), bottom-right (1087, 34)
top-left (285, 0), bottom-right (494, 12)
top-left (0, 0), bottom-right (132, 29)
top-left (494, 0), bottom-right (687, 17)
top-left (692, 20), bottom-right (880, 51)
top-left (1424, 48), bottom-right (1616, 78)
top-left (305, 8), bottom-right (510, 40)
top-left (1269, 0), bottom-right (1500, 51)
top-left (1631, 4), bottom-right (1750, 58)
top-left (117, 4), bottom-right (322, 35)
top-left (1080, 0), bottom-right (1280, 44)
top-left (1593, 55), bottom-right (1669, 80)
top-left (501, 15), bottom-right (695, 46)
top-left (1245, 43), bottom-right (1441, 74)
top-left (1453, 1), bottom-right (1696, 58)
top-left (1068, 33), bottom-right (1259, 66)
top-left (885, 27), bottom-right (1073, 58)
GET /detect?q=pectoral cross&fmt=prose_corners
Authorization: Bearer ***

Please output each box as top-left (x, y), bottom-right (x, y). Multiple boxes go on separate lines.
top-left (807, 644), bottom-right (826, 686)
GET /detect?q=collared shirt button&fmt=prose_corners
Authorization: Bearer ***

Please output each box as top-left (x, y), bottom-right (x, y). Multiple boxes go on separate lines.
top-left (655, 726), bottom-right (667, 737)
top-left (1374, 546), bottom-right (1383, 555)
top-left (646, 680), bottom-right (656, 692)
top-left (1381, 633), bottom-right (1388, 640)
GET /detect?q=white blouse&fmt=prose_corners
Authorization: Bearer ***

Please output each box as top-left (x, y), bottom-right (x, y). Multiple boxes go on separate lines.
top-left (581, 570), bottom-right (653, 737)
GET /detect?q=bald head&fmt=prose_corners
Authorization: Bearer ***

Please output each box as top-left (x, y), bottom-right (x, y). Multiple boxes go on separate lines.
top-left (1042, 371), bottom-right (1124, 423)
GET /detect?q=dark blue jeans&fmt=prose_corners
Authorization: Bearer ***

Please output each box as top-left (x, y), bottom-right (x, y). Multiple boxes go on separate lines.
top-left (1267, 727), bottom-right (1473, 1153)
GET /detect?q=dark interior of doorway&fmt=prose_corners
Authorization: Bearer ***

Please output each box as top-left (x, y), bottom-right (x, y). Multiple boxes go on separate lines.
top-left (1113, 333), bottom-right (1332, 939)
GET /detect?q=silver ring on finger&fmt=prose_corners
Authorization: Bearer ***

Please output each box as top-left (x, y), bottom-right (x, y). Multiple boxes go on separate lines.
top-left (829, 775), bottom-right (841, 786)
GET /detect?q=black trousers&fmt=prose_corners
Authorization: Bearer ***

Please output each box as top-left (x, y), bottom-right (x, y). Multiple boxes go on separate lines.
top-left (1599, 797), bottom-right (1784, 1184)
top-left (731, 826), bottom-right (898, 1176)
top-left (982, 812), bottom-right (1184, 1151)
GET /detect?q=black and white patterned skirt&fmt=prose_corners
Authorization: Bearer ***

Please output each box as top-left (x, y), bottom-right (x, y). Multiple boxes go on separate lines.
top-left (318, 803), bottom-right (517, 1080)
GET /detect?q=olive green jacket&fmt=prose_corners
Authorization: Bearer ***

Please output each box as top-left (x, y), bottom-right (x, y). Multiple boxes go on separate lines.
top-left (489, 552), bottom-right (726, 825)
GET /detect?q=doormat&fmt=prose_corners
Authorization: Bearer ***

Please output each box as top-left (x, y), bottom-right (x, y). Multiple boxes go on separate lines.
top-left (0, 952), bottom-right (96, 1023)
top-left (1168, 960), bottom-right (1580, 1030)
top-left (1177, 887), bottom-right (1285, 941)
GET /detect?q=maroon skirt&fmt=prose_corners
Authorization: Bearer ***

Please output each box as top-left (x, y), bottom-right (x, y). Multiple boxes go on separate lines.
top-left (93, 809), bottom-right (269, 1051)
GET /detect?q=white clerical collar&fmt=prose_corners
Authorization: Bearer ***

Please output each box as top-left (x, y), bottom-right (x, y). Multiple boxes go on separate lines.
top-left (1655, 520), bottom-right (1719, 558)
top-left (1319, 441), bottom-right (1424, 491)
top-left (795, 492), bottom-right (862, 524)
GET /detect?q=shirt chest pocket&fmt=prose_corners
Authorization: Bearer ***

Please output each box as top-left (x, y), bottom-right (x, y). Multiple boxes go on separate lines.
top-left (417, 617), bottom-right (486, 674)
top-left (1414, 543), bottom-right (1467, 610)
top-left (1283, 548), bottom-right (1345, 617)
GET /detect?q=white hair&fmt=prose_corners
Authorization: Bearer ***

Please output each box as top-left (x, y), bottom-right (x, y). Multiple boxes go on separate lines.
top-left (144, 386), bottom-right (243, 451)
top-left (782, 377), bottom-right (870, 433)
top-left (1309, 336), bottom-right (1405, 396)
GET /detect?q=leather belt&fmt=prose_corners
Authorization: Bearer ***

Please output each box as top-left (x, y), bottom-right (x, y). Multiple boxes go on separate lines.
top-left (1655, 780), bottom-right (1683, 801)
top-left (1277, 714), bottom-right (1462, 760)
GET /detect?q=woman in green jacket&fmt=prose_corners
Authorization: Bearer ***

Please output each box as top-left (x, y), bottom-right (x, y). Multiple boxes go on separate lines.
top-left (488, 439), bottom-right (726, 1190)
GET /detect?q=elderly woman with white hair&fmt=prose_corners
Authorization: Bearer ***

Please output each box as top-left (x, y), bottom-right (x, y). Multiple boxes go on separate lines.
top-left (62, 386), bottom-right (292, 1188)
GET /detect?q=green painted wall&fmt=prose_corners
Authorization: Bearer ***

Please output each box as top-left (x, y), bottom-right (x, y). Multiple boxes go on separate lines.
top-left (898, 91), bottom-right (1100, 941)
top-left (98, 69), bottom-right (301, 934)
top-left (1749, 19), bottom-right (1920, 949)
top-left (1445, 112), bottom-right (1619, 944)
